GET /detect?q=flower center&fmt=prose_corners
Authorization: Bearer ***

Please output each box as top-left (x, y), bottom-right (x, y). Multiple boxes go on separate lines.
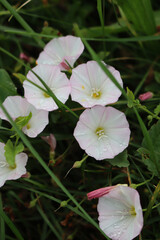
top-left (95, 127), bottom-right (105, 138)
top-left (43, 92), bottom-right (50, 98)
top-left (91, 88), bottom-right (101, 98)
top-left (130, 206), bottom-right (136, 216)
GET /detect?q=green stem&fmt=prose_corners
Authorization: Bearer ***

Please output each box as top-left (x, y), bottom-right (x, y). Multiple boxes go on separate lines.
top-left (0, 0), bottom-right (45, 48)
top-left (143, 202), bottom-right (160, 212)
top-left (144, 180), bottom-right (160, 221)
top-left (137, 104), bottom-right (160, 120)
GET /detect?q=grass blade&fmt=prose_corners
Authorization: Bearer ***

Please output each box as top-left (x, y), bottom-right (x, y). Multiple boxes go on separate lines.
top-left (0, 197), bottom-right (24, 240)
top-left (0, 194), bottom-right (5, 240)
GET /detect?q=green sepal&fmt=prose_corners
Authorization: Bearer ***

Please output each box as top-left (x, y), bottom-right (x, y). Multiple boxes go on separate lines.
top-left (127, 87), bottom-right (135, 108)
top-left (13, 73), bottom-right (26, 84)
top-left (4, 140), bottom-right (24, 169)
top-left (12, 112), bottom-right (32, 131)
top-left (154, 104), bottom-right (160, 116)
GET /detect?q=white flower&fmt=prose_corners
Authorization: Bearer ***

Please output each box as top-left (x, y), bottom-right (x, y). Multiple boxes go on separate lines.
top-left (96, 185), bottom-right (143, 240)
top-left (74, 105), bottom-right (130, 160)
top-left (23, 64), bottom-right (71, 111)
top-left (36, 35), bottom-right (84, 70)
top-left (0, 96), bottom-right (48, 138)
top-left (0, 142), bottom-right (28, 187)
top-left (70, 61), bottom-right (123, 108)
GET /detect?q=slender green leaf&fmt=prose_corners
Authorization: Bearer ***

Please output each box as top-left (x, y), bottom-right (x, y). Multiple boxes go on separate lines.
top-left (37, 205), bottom-right (62, 240)
top-left (0, 194), bottom-right (5, 240)
top-left (116, 0), bottom-right (156, 35)
top-left (0, 205), bottom-right (24, 240)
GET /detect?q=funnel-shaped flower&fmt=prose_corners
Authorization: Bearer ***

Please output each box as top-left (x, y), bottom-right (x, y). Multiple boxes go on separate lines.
top-left (0, 142), bottom-right (28, 187)
top-left (23, 65), bottom-right (70, 111)
top-left (90, 185), bottom-right (143, 240)
top-left (74, 106), bottom-right (130, 160)
top-left (0, 96), bottom-right (48, 138)
top-left (37, 35), bottom-right (84, 70)
top-left (70, 61), bottom-right (123, 108)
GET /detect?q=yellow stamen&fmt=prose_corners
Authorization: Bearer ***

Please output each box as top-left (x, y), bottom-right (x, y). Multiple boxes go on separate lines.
top-left (130, 206), bottom-right (136, 216)
top-left (82, 85), bottom-right (85, 89)
top-left (91, 88), bottom-right (101, 98)
top-left (95, 127), bottom-right (105, 137)
top-left (43, 92), bottom-right (50, 98)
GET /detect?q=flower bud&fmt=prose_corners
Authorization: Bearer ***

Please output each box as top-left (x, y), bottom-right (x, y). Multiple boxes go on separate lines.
top-left (41, 134), bottom-right (56, 152)
top-left (138, 92), bottom-right (153, 101)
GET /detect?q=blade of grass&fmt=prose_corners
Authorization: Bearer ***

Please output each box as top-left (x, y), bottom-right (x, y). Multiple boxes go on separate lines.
top-left (97, 0), bottom-right (106, 51)
top-left (116, 0), bottom-right (156, 35)
top-left (0, 0), bottom-right (45, 48)
top-left (3, 27), bottom-right (160, 43)
top-left (144, 180), bottom-right (160, 221)
top-left (0, 104), bottom-right (110, 240)
top-left (37, 205), bottom-right (62, 240)
top-left (134, 69), bottom-right (150, 96)
top-left (0, 194), bottom-right (5, 240)
top-left (97, 0), bottom-right (104, 30)
top-left (0, 201), bottom-right (24, 240)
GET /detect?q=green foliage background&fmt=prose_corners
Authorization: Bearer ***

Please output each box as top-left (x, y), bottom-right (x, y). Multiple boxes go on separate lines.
top-left (0, 0), bottom-right (160, 239)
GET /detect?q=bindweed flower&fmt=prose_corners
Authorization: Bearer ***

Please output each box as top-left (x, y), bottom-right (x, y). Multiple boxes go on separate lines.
top-left (70, 61), bottom-right (123, 108)
top-left (0, 142), bottom-right (28, 187)
top-left (0, 96), bottom-right (48, 138)
top-left (74, 105), bottom-right (130, 160)
top-left (23, 64), bottom-right (71, 111)
top-left (91, 185), bottom-right (143, 240)
top-left (138, 91), bottom-right (153, 101)
top-left (36, 35), bottom-right (84, 70)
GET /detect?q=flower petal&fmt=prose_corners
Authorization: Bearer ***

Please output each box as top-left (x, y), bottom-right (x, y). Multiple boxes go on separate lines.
top-left (37, 36), bottom-right (84, 70)
top-left (24, 64), bottom-right (71, 111)
top-left (70, 61), bottom-right (123, 108)
top-left (74, 106), bottom-right (130, 160)
top-left (97, 186), bottom-right (143, 240)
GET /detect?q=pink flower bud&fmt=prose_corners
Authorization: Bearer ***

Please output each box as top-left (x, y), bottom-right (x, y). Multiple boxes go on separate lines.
top-left (19, 53), bottom-right (31, 62)
top-left (87, 186), bottom-right (116, 200)
top-left (41, 134), bottom-right (56, 152)
top-left (138, 91), bottom-right (153, 101)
